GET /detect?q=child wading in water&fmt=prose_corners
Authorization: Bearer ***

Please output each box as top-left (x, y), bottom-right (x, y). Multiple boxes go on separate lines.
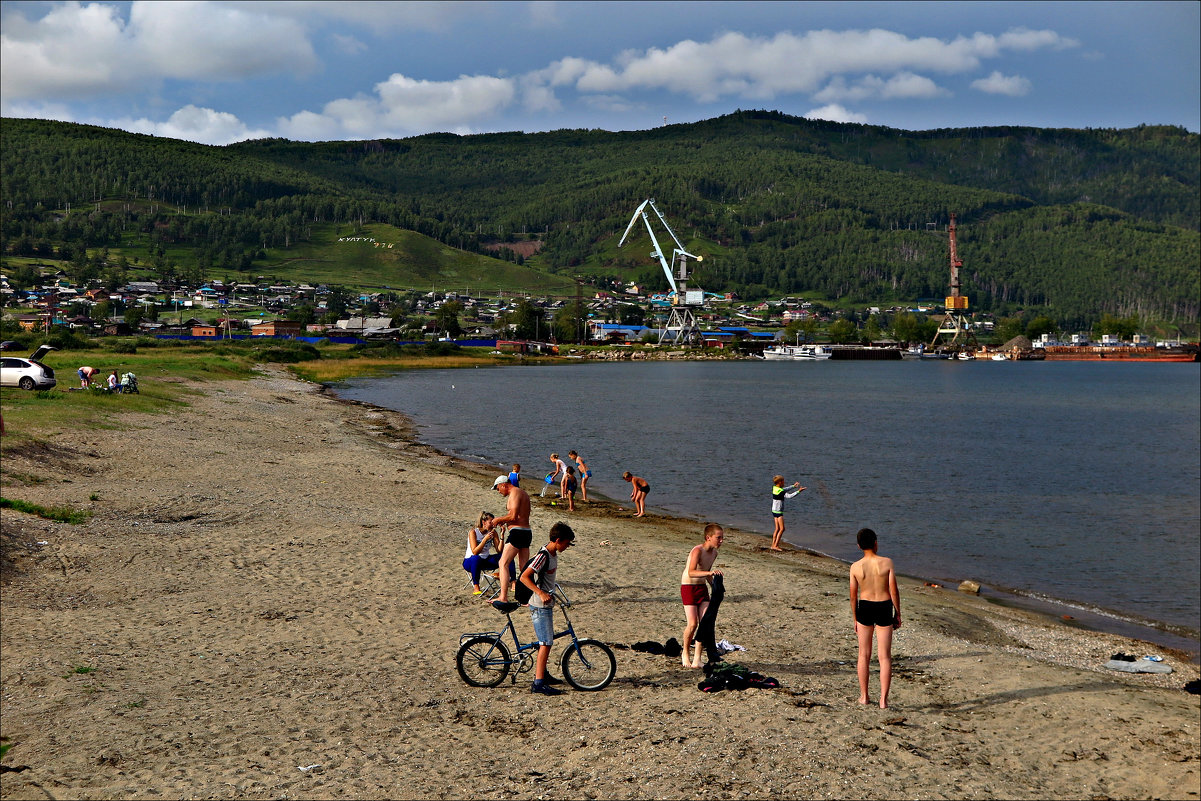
top-left (770, 475), bottom-right (805, 551)
top-left (849, 527), bottom-right (901, 708)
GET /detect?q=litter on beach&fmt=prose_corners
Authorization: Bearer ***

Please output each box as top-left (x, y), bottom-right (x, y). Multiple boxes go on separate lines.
top-left (1103, 657), bottom-right (1172, 674)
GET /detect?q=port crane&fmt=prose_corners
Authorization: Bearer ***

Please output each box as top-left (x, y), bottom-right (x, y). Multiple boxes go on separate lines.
top-left (930, 212), bottom-right (978, 353)
top-left (618, 199), bottom-right (704, 346)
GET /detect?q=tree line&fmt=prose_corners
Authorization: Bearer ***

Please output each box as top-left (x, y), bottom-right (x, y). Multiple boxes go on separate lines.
top-left (1, 113), bottom-right (1197, 330)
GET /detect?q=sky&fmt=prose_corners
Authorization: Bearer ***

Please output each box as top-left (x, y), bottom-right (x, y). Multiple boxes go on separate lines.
top-left (1, 1), bottom-right (1198, 146)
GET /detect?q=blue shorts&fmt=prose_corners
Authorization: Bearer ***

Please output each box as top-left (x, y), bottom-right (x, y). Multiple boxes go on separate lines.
top-left (530, 606), bottom-right (554, 646)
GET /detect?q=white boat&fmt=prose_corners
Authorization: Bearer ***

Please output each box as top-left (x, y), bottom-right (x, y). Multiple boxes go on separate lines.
top-left (991, 353), bottom-right (1009, 361)
top-left (762, 343), bottom-right (833, 361)
top-left (957, 351), bottom-right (976, 361)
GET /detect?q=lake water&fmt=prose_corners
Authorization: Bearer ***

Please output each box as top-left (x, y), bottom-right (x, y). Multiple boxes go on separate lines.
top-left (339, 360), bottom-right (1200, 649)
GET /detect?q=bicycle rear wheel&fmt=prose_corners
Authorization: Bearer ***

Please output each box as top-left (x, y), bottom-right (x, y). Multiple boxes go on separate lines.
top-left (560, 638), bottom-right (616, 691)
top-left (456, 636), bottom-right (511, 687)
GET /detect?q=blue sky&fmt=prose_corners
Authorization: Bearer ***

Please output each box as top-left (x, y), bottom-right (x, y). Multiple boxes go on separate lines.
top-left (2, 1), bottom-right (1197, 145)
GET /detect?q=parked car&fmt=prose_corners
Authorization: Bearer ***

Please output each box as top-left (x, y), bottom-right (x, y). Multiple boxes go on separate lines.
top-left (0, 345), bottom-right (57, 390)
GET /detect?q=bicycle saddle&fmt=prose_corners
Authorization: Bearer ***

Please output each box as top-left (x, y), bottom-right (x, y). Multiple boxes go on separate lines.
top-left (491, 600), bottom-right (520, 614)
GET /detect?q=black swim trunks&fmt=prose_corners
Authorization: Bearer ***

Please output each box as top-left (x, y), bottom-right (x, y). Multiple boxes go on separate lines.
top-left (855, 599), bottom-right (895, 627)
top-left (506, 527), bottom-right (533, 548)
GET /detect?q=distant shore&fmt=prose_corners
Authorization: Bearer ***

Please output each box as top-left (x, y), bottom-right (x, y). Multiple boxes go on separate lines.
top-left (1, 367), bottom-right (1198, 799)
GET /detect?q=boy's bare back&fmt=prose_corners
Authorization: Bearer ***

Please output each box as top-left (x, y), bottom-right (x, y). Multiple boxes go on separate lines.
top-left (850, 553), bottom-right (894, 602)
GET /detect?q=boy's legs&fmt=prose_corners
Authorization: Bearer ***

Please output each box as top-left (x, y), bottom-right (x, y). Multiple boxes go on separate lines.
top-left (682, 598), bottom-right (709, 668)
top-left (855, 621), bottom-right (875, 705)
top-left (772, 516), bottom-right (784, 549)
top-left (530, 607), bottom-right (561, 694)
top-left (876, 624), bottom-right (894, 709)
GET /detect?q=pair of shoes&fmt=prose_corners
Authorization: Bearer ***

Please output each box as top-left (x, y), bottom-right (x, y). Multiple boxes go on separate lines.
top-left (531, 683), bottom-right (563, 696)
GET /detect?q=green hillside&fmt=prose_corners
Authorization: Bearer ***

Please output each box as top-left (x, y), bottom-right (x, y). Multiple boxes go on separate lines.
top-left (1, 112), bottom-right (1197, 329)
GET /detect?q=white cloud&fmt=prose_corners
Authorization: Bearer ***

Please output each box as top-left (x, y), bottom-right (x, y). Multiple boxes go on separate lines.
top-left (804, 104), bottom-right (868, 124)
top-left (527, 1), bottom-right (561, 29)
top-left (0, 0), bottom-right (317, 101)
top-left (331, 33), bottom-right (368, 56)
top-left (814, 72), bottom-right (949, 103)
top-left (278, 72), bottom-right (516, 139)
top-left (580, 94), bottom-right (642, 114)
top-left (0, 101), bottom-right (77, 123)
top-left (110, 104), bottom-right (274, 145)
top-left (542, 28), bottom-right (1074, 103)
top-left (971, 71), bottom-right (1032, 97)
top-left (230, 0), bottom-right (481, 31)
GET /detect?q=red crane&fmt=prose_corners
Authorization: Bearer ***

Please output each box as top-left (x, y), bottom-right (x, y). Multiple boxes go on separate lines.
top-left (947, 212), bottom-right (966, 309)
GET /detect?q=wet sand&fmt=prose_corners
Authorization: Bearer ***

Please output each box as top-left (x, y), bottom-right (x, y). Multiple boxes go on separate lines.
top-left (1, 368), bottom-right (1198, 799)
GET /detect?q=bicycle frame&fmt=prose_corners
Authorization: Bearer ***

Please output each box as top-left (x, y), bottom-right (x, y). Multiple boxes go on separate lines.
top-left (458, 586), bottom-right (585, 680)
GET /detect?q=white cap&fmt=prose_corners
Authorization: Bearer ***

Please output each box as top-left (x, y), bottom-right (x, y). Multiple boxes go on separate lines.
top-left (492, 475), bottom-right (510, 488)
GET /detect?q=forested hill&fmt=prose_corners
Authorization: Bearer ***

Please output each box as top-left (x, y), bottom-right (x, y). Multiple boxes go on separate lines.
top-left (2, 111), bottom-right (1198, 327)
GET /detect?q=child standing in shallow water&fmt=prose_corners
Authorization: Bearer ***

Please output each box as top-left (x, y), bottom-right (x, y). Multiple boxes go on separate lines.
top-left (623, 471), bottom-right (649, 517)
top-left (849, 527), bottom-right (901, 708)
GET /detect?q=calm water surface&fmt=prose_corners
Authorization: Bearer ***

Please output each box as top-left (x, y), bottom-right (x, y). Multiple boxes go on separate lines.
top-left (340, 360), bottom-right (1200, 645)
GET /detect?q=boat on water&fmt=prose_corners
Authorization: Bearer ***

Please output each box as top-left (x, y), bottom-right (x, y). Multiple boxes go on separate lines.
top-left (1037, 345), bottom-right (1198, 362)
top-left (762, 343), bottom-right (833, 361)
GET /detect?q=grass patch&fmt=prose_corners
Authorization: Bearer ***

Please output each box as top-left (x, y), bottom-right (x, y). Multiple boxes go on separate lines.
top-left (63, 665), bottom-right (96, 677)
top-left (0, 342), bottom-right (256, 446)
top-left (0, 497), bottom-right (89, 524)
top-left (0, 471), bottom-right (46, 485)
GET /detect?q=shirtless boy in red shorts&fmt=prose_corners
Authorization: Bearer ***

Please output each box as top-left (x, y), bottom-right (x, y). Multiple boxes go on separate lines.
top-left (680, 523), bottom-right (724, 669)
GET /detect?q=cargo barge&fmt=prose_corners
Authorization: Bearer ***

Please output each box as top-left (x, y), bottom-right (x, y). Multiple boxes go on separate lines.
top-left (1038, 345), bottom-right (1198, 362)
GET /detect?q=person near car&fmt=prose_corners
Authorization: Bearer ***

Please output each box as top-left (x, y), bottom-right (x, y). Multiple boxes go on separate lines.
top-left (78, 365), bottom-right (98, 388)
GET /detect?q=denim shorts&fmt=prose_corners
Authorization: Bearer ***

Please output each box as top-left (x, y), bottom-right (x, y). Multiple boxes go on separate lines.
top-left (530, 606), bottom-right (555, 646)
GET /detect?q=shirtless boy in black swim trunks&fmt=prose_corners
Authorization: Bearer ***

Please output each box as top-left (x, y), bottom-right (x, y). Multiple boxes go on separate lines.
top-left (849, 528), bottom-right (901, 708)
top-left (484, 476), bottom-right (532, 604)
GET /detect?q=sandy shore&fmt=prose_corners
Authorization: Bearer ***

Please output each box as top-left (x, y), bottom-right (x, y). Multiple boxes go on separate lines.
top-left (1, 368), bottom-right (1198, 800)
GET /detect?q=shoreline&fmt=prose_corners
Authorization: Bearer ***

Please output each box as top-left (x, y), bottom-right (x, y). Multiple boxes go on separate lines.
top-left (325, 383), bottom-right (1201, 663)
top-left (1, 368), bottom-right (1198, 799)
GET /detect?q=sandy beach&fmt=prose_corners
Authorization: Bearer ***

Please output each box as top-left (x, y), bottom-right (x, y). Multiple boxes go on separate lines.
top-left (1, 368), bottom-right (1198, 800)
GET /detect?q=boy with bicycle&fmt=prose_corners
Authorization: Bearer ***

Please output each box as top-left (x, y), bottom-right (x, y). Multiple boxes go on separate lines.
top-left (521, 522), bottom-right (576, 695)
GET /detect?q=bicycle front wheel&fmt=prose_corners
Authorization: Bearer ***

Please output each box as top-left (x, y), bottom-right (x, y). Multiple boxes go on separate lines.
top-left (560, 638), bottom-right (616, 691)
top-left (456, 636), bottom-right (511, 688)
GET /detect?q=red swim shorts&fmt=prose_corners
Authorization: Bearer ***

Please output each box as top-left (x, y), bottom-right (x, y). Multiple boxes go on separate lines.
top-left (681, 584), bottom-right (710, 606)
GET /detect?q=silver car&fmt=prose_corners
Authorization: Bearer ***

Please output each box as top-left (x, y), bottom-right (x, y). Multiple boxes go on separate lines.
top-left (0, 345), bottom-right (57, 390)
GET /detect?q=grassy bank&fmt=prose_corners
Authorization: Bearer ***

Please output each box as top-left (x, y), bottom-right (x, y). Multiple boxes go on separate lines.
top-left (0, 338), bottom-right (547, 444)
top-left (0, 342), bottom-right (257, 447)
